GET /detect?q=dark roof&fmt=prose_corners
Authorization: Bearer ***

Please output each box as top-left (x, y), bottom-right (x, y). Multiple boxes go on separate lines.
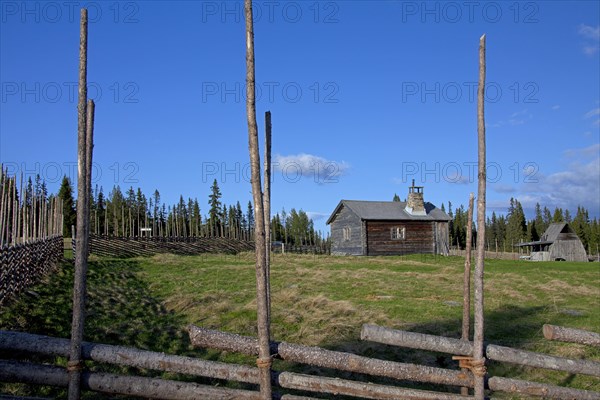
top-left (326, 200), bottom-right (451, 225)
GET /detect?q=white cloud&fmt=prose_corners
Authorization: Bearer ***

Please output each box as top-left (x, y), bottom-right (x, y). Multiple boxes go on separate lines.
top-left (493, 184), bottom-right (517, 193)
top-left (578, 24), bottom-right (600, 55)
top-left (584, 107), bottom-right (600, 126)
top-left (490, 109), bottom-right (533, 128)
top-left (516, 147), bottom-right (600, 215)
top-left (273, 153), bottom-right (349, 184)
top-left (579, 24), bottom-right (600, 40)
top-left (583, 45), bottom-right (599, 55)
top-left (306, 211), bottom-right (329, 221)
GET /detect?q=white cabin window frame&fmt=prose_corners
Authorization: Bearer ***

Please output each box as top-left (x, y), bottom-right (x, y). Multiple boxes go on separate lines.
top-left (391, 226), bottom-right (406, 240)
top-left (343, 226), bottom-right (351, 241)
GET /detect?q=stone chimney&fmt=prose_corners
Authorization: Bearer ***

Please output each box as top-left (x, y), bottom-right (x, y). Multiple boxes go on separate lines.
top-left (405, 179), bottom-right (426, 216)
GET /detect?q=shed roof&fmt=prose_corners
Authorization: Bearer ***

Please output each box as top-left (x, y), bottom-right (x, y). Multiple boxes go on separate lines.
top-left (326, 200), bottom-right (451, 225)
top-left (516, 223), bottom-right (578, 247)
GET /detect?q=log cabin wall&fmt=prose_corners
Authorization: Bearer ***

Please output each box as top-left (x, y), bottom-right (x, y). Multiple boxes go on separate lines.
top-left (366, 220), bottom-right (435, 256)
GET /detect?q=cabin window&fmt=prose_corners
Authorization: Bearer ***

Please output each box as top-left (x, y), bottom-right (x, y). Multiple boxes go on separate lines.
top-left (343, 227), bottom-right (351, 241)
top-left (391, 226), bottom-right (405, 240)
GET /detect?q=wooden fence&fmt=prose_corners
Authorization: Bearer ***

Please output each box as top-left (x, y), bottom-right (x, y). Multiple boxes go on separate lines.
top-left (0, 235), bottom-right (63, 306)
top-left (72, 235), bottom-right (254, 258)
top-left (2, 322), bottom-right (598, 399)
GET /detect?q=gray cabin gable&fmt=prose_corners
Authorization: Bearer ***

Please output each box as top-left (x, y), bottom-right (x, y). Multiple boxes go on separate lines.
top-left (328, 202), bottom-right (364, 255)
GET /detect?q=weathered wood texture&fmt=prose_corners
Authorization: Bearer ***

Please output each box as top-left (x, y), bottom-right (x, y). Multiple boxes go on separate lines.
top-left (473, 33), bottom-right (487, 400)
top-left (461, 193), bottom-right (475, 396)
top-left (329, 204), bottom-right (363, 255)
top-left (360, 324), bottom-right (473, 356)
top-left (69, 8), bottom-right (89, 399)
top-left (264, 110), bottom-right (272, 321)
top-left (486, 344), bottom-right (600, 377)
top-left (277, 372), bottom-right (470, 400)
top-left (0, 236), bottom-right (63, 305)
top-left (188, 325), bottom-right (474, 388)
top-left (488, 377), bottom-right (600, 400)
top-left (0, 330), bottom-right (260, 384)
top-left (0, 359), bottom-right (262, 400)
top-left (244, 0), bottom-right (272, 398)
top-left (543, 324), bottom-right (600, 347)
top-left (77, 235), bottom-right (254, 258)
top-left (366, 221), bottom-right (435, 256)
top-left (548, 239), bottom-right (588, 262)
top-left (434, 220), bottom-right (450, 255)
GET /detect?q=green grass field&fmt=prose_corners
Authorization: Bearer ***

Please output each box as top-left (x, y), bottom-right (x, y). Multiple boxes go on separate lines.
top-left (1, 252), bottom-right (599, 399)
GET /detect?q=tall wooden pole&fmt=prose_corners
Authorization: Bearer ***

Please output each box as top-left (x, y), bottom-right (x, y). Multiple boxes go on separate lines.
top-left (461, 192), bottom-right (475, 395)
top-left (473, 33), bottom-right (487, 400)
top-left (68, 8), bottom-right (88, 400)
top-left (264, 110), bottom-right (272, 322)
top-left (244, 1), bottom-right (272, 398)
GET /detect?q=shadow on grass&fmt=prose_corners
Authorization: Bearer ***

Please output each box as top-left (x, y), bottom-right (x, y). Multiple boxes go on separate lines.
top-left (276, 304), bottom-right (555, 399)
top-left (0, 258), bottom-right (227, 399)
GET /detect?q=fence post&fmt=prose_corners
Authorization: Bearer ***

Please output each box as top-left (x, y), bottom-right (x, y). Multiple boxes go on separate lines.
top-left (68, 9), bottom-right (89, 400)
top-left (244, 1), bottom-right (272, 398)
top-left (473, 33), bottom-right (487, 400)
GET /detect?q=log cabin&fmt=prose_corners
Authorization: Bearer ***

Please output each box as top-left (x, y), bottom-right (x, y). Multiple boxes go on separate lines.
top-left (327, 182), bottom-right (451, 256)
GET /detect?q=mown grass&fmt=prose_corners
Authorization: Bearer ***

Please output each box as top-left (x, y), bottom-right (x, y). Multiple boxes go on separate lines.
top-left (1, 252), bottom-right (599, 399)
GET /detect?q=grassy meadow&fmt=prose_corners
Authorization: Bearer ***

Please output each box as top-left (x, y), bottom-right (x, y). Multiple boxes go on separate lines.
top-left (0, 252), bottom-right (598, 399)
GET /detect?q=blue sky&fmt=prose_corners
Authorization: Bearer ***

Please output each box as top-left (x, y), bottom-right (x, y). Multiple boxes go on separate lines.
top-left (1, 0), bottom-right (599, 234)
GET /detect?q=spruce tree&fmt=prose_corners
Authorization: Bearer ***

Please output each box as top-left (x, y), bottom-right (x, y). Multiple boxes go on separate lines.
top-left (552, 207), bottom-right (564, 223)
top-left (58, 176), bottom-right (76, 237)
top-left (208, 179), bottom-right (222, 236)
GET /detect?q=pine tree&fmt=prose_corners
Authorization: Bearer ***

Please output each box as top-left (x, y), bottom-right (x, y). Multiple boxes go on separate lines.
top-left (505, 198), bottom-right (526, 249)
top-left (542, 206), bottom-right (552, 229)
top-left (564, 209), bottom-right (572, 223)
top-left (97, 186), bottom-right (106, 235)
top-left (247, 200), bottom-right (254, 234)
top-left (208, 179), bottom-right (222, 236)
top-left (534, 203), bottom-right (545, 235)
top-left (58, 176), bottom-right (76, 237)
top-left (572, 206), bottom-right (590, 250)
top-left (552, 207), bottom-right (564, 223)
top-left (392, 193), bottom-right (401, 202)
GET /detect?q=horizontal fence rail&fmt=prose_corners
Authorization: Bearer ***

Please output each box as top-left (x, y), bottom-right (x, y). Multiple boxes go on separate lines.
top-left (188, 325), bottom-right (475, 388)
top-left (0, 360), bottom-right (263, 400)
top-left (361, 324), bottom-right (474, 356)
top-left (0, 235), bottom-right (63, 306)
top-left (488, 377), bottom-right (600, 400)
top-left (486, 344), bottom-right (600, 377)
top-left (359, 324), bottom-right (600, 399)
top-left (543, 324), bottom-right (600, 348)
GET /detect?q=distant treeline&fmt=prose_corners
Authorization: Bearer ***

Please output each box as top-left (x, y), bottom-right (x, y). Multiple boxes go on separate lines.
top-left (443, 198), bottom-right (600, 254)
top-left (54, 177), bottom-right (327, 247)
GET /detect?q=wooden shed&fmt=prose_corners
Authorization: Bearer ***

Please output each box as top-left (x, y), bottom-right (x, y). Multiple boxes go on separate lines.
top-left (326, 183), bottom-right (451, 256)
top-left (517, 223), bottom-right (588, 262)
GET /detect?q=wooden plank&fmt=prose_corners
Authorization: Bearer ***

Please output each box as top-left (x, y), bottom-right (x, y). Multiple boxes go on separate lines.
top-left (543, 324), bottom-right (600, 348)
top-left (486, 344), bottom-right (600, 377)
top-left (488, 377), bottom-right (600, 400)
